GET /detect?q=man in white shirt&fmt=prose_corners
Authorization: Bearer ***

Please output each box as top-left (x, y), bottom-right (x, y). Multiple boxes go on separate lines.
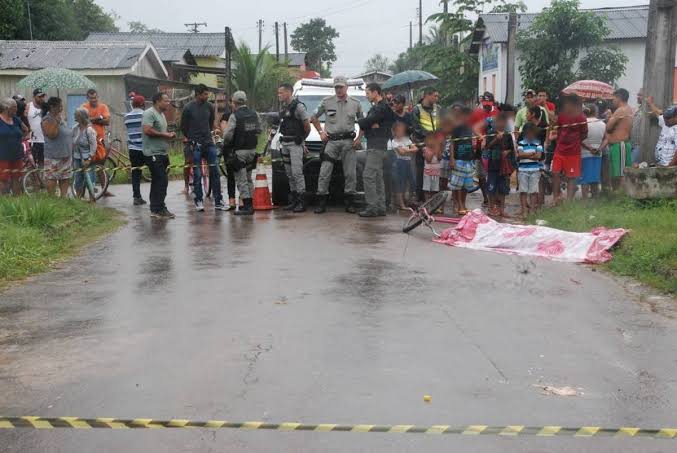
top-left (27, 88), bottom-right (46, 167)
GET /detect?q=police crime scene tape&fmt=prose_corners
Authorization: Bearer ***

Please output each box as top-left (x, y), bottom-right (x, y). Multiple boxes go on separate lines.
top-left (1, 417), bottom-right (676, 438)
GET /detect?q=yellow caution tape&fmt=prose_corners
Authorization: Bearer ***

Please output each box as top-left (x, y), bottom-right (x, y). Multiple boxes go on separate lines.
top-left (0, 417), bottom-right (675, 438)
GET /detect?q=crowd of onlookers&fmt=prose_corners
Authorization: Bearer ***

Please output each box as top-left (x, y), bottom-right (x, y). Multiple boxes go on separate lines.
top-left (387, 86), bottom-right (677, 219)
top-left (0, 88), bottom-right (112, 199)
top-left (1, 81), bottom-right (675, 222)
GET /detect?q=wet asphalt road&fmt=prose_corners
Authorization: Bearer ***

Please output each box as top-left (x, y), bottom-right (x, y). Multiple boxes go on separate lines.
top-left (1, 180), bottom-right (676, 453)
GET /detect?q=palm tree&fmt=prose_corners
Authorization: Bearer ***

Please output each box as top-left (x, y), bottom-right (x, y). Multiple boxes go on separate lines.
top-left (232, 42), bottom-right (292, 111)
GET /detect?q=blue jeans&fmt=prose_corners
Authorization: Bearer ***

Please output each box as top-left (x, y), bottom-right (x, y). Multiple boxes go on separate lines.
top-left (192, 143), bottom-right (222, 203)
top-left (394, 158), bottom-right (416, 193)
top-left (73, 158), bottom-right (95, 197)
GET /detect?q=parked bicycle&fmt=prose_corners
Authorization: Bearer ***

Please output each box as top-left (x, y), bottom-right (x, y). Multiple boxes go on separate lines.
top-left (21, 140), bottom-right (44, 195)
top-left (102, 133), bottom-right (151, 185)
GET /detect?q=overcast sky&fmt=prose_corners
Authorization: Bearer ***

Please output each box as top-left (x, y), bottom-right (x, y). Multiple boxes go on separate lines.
top-left (98, 0), bottom-right (645, 75)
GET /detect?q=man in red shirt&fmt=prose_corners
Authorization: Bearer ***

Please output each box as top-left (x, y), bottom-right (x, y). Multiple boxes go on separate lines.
top-left (470, 91), bottom-right (499, 125)
top-left (551, 94), bottom-right (587, 203)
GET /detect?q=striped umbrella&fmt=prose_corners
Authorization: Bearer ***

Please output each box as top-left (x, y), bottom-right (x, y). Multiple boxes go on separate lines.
top-left (561, 80), bottom-right (614, 100)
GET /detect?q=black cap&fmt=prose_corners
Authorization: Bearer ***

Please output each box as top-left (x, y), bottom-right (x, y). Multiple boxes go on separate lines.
top-left (33, 88), bottom-right (46, 97)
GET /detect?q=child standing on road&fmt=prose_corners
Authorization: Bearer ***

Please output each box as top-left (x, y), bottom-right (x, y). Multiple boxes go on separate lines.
top-left (389, 121), bottom-right (418, 209)
top-left (485, 113), bottom-right (514, 217)
top-left (422, 133), bottom-right (443, 201)
top-left (516, 122), bottom-right (544, 218)
top-left (449, 107), bottom-right (475, 215)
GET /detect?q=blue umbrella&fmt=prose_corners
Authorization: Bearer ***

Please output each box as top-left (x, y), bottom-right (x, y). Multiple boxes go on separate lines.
top-left (382, 70), bottom-right (439, 91)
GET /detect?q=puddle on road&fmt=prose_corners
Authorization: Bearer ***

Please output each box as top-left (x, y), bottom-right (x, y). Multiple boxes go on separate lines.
top-left (330, 258), bottom-right (428, 304)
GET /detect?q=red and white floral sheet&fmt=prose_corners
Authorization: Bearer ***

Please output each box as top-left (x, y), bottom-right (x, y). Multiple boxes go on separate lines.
top-left (434, 210), bottom-right (628, 264)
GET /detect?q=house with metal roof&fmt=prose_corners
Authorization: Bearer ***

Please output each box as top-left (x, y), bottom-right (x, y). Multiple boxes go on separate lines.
top-left (86, 32), bottom-right (226, 88)
top-left (468, 5), bottom-right (674, 106)
top-left (0, 40), bottom-right (174, 141)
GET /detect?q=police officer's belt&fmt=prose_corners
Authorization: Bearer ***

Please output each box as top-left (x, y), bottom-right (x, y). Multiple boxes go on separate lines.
top-left (328, 132), bottom-right (356, 141)
top-left (280, 136), bottom-right (298, 143)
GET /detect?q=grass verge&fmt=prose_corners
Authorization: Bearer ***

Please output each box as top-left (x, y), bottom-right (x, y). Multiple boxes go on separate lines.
top-left (530, 196), bottom-right (677, 294)
top-left (0, 196), bottom-right (124, 287)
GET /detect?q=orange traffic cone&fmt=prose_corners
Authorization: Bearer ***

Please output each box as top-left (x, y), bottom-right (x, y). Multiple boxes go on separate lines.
top-left (253, 159), bottom-right (276, 211)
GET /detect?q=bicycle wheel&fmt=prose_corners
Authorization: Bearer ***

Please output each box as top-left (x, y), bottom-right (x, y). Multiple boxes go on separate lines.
top-left (22, 168), bottom-right (45, 195)
top-left (104, 157), bottom-right (118, 184)
top-left (402, 192), bottom-right (448, 234)
top-left (141, 165), bottom-right (152, 182)
top-left (402, 212), bottom-right (425, 234)
top-left (91, 164), bottom-right (110, 200)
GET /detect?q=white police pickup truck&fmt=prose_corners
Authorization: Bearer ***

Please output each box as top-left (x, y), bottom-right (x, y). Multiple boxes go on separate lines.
top-left (270, 78), bottom-right (371, 205)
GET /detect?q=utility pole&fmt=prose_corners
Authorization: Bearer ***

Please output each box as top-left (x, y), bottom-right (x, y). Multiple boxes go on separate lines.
top-left (26, 0), bottom-right (34, 40)
top-left (418, 0), bottom-right (423, 46)
top-left (639, 0), bottom-right (677, 163)
top-left (224, 27), bottom-right (233, 99)
top-left (184, 22), bottom-right (207, 33)
top-left (409, 21), bottom-right (413, 50)
top-left (505, 12), bottom-right (517, 105)
top-left (442, 0), bottom-right (449, 47)
top-left (257, 19), bottom-right (264, 53)
top-left (284, 22), bottom-right (289, 63)
top-left (275, 21), bottom-right (280, 62)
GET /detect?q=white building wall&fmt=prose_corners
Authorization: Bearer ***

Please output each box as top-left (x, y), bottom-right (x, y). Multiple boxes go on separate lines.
top-left (481, 38), bottom-right (676, 108)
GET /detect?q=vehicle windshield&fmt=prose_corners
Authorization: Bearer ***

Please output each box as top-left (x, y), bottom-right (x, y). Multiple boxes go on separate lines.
top-left (297, 94), bottom-right (372, 121)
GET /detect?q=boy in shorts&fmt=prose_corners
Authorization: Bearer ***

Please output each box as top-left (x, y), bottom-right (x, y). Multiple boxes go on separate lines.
top-left (449, 107), bottom-right (475, 215)
top-left (516, 123), bottom-right (543, 218)
top-left (551, 94), bottom-right (587, 204)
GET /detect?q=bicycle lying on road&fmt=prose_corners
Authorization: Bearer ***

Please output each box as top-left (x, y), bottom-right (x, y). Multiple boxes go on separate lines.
top-left (402, 191), bottom-right (461, 237)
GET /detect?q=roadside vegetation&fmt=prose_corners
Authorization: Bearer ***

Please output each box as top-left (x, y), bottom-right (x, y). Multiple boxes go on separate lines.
top-left (531, 196), bottom-right (677, 294)
top-left (0, 196), bottom-right (123, 287)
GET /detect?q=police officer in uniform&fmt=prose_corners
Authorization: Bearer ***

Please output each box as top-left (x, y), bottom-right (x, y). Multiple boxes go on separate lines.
top-left (358, 82), bottom-right (395, 217)
top-left (222, 91), bottom-right (262, 216)
top-left (310, 76), bottom-right (364, 214)
top-left (277, 83), bottom-right (311, 213)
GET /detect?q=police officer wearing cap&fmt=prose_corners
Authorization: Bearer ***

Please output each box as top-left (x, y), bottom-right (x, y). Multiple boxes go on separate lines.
top-left (222, 90), bottom-right (262, 216)
top-left (277, 83), bottom-right (311, 213)
top-left (310, 76), bottom-right (364, 214)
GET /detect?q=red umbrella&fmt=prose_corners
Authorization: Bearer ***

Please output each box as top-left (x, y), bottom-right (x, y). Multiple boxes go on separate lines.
top-left (562, 80), bottom-right (615, 100)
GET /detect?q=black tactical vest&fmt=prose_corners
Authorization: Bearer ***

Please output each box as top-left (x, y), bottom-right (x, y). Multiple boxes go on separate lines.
top-left (279, 99), bottom-right (305, 144)
top-left (233, 106), bottom-right (259, 150)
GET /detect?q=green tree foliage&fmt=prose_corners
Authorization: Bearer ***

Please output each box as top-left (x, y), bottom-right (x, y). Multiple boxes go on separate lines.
top-left (491, 1), bottom-right (527, 13)
top-left (387, 0), bottom-right (516, 103)
top-left (69, 0), bottom-right (117, 39)
top-left (290, 18), bottom-right (339, 74)
top-left (128, 21), bottom-right (164, 34)
top-left (389, 45), bottom-right (477, 105)
top-left (517, 0), bottom-right (627, 98)
top-left (0, 0), bottom-right (117, 41)
top-left (0, 0), bottom-right (24, 39)
top-left (232, 43), bottom-right (293, 111)
top-left (364, 54), bottom-right (390, 73)
top-left (577, 47), bottom-right (629, 85)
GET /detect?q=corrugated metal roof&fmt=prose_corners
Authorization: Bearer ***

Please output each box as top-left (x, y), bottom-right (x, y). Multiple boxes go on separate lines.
top-left (0, 40), bottom-right (151, 70)
top-left (479, 5), bottom-right (649, 43)
top-left (87, 33), bottom-right (225, 58)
